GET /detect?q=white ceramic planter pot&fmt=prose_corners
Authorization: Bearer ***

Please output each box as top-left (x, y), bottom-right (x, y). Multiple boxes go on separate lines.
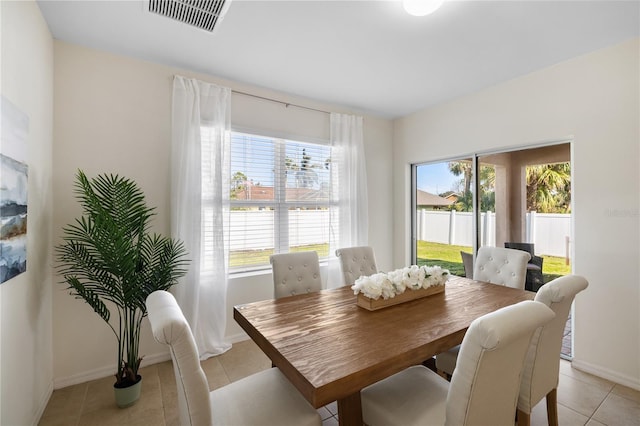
top-left (114, 376), bottom-right (142, 408)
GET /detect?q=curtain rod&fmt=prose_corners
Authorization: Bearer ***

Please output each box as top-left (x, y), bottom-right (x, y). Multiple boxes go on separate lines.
top-left (172, 75), bottom-right (331, 115)
top-left (232, 90), bottom-right (331, 115)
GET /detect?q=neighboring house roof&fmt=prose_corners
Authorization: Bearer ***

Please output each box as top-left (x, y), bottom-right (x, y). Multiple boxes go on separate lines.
top-left (416, 190), bottom-right (453, 207)
top-left (235, 185), bottom-right (274, 201)
top-left (439, 191), bottom-right (459, 202)
top-left (234, 184), bottom-right (329, 202)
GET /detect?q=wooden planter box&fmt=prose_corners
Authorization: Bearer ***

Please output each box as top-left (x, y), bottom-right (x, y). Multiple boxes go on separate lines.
top-left (356, 284), bottom-right (445, 311)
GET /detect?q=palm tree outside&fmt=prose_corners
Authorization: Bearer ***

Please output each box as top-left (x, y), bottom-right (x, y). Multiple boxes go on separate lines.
top-left (526, 162), bottom-right (571, 213)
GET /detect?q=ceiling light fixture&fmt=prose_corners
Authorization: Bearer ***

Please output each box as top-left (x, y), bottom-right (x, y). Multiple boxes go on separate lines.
top-left (403, 0), bottom-right (445, 17)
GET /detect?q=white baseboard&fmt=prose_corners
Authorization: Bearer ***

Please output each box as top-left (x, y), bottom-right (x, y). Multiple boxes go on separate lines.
top-left (572, 359), bottom-right (640, 391)
top-left (32, 381), bottom-right (53, 426)
top-left (53, 335), bottom-right (251, 390)
top-left (53, 351), bottom-right (171, 390)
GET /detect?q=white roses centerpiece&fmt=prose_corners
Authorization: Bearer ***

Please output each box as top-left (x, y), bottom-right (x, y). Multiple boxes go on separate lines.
top-left (351, 265), bottom-right (450, 300)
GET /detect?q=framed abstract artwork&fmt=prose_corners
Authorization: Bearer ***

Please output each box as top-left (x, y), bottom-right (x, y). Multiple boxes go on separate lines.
top-left (1, 96), bottom-right (29, 284)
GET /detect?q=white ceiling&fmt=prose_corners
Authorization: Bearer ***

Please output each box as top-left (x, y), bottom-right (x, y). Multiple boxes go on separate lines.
top-left (37, 0), bottom-right (639, 118)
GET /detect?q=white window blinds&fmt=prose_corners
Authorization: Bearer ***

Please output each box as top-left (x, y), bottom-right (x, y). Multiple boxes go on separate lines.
top-left (228, 132), bottom-right (331, 271)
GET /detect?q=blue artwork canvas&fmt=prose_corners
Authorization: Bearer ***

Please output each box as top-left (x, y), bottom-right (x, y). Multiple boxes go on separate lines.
top-left (1, 96), bottom-right (29, 284)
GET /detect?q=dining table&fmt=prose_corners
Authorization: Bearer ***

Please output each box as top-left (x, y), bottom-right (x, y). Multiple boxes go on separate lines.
top-left (233, 275), bottom-right (535, 426)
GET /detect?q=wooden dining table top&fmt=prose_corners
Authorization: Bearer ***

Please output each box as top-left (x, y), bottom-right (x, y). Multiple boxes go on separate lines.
top-left (233, 275), bottom-right (534, 425)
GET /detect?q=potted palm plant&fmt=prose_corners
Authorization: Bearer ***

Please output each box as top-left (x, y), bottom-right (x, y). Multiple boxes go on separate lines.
top-left (56, 170), bottom-right (189, 408)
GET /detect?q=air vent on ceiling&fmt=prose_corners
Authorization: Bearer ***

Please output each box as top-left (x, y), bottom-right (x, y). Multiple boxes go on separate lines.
top-left (147, 0), bottom-right (231, 33)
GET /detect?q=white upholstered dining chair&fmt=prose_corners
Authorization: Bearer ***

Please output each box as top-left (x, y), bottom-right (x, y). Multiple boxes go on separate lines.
top-left (436, 245), bottom-right (531, 376)
top-left (335, 246), bottom-right (378, 286)
top-left (473, 245), bottom-right (531, 289)
top-left (270, 251), bottom-right (322, 299)
top-left (360, 300), bottom-right (555, 426)
top-left (146, 291), bottom-right (321, 426)
top-left (517, 275), bottom-right (588, 426)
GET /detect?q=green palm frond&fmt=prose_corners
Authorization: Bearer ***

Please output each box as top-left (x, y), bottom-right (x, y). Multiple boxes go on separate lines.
top-left (526, 163), bottom-right (571, 213)
top-left (65, 276), bottom-right (111, 323)
top-left (140, 234), bottom-right (189, 297)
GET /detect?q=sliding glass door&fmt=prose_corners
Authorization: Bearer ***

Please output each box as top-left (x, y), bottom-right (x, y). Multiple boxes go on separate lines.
top-left (412, 141), bottom-right (575, 356)
top-left (412, 158), bottom-right (475, 278)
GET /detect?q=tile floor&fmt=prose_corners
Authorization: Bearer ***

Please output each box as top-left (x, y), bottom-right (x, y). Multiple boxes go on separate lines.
top-left (39, 340), bottom-right (640, 426)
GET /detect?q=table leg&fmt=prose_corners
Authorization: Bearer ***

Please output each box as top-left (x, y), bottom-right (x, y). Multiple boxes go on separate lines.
top-left (337, 392), bottom-right (363, 426)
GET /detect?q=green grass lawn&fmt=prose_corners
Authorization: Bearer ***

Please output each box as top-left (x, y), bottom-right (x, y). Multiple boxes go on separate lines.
top-left (229, 243), bottom-right (329, 268)
top-left (417, 240), bottom-right (571, 283)
top-left (230, 240), bottom-right (571, 283)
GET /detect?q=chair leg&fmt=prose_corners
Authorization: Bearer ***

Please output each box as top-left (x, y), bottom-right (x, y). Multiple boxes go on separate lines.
top-left (546, 388), bottom-right (558, 426)
top-left (517, 409), bottom-right (530, 426)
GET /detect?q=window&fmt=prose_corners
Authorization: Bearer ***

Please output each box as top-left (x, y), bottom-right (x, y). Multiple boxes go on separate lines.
top-left (227, 132), bottom-right (332, 271)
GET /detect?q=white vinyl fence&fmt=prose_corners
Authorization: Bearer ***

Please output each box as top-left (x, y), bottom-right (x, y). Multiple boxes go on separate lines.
top-left (228, 209), bottom-right (571, 258)
top-left (416, 210), bottom-right (571, 257)
top-left (229, 209), bottom-right (329, 251)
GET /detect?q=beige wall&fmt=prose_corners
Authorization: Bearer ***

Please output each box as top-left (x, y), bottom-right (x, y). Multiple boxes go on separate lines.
top-left (0, 1), bottom-right (54, 424)
top-left (52, 41), bottom-right (394, 386)
top-left (393, 38), bottom-right (640, 389)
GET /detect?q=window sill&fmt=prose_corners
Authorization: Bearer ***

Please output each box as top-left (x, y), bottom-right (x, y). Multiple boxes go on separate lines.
top-left (229, 260), bottom-right (330, 281)
top-left (229, 268), bottom-right (271, 280)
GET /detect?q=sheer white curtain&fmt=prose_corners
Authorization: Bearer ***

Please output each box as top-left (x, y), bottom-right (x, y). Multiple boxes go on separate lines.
top-left (329, 113), bottom-right (369, 287)
top-left (171, 75), bottom-right (231, 359)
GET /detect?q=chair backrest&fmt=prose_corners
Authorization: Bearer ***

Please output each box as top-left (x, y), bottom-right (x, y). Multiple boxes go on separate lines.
top-left (460, 251), bottom-right (474, 278)
top-left (518, 275), bottom-right (589, 412)
top-left (505, 242), bottom-right (536, 257)
top-left (446, 300), bottom-right (555, 426)
top-left (270, 251), bottom-right (322, 299)
top-left (335, 246), bottom-right (378, 286)
top-left (146, 291), bottom-right (211, 426)
top-left (473, 246), bottom-right (531, 289)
